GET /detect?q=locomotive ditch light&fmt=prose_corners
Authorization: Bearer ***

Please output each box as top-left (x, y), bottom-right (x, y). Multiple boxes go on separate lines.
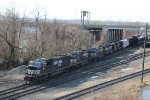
top-left (26, 66), bottom-right (29, 69)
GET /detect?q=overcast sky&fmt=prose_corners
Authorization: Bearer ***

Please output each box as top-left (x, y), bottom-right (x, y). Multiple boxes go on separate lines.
top-left (0, 0), bottom-right (150, 22)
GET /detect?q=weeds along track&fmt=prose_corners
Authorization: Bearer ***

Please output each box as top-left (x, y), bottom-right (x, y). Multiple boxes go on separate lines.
top-left (0, 47), bottom-right (149, 100)
top-left (54, 69), bottom-right (150, 100)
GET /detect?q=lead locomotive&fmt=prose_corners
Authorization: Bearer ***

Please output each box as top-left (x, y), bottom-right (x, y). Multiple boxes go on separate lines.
top-left (24, 34), bottom-right (145, 84)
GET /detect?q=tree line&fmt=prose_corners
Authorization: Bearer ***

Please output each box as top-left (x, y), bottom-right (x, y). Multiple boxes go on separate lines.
top-left (0, 8), bottom-right (93, 69)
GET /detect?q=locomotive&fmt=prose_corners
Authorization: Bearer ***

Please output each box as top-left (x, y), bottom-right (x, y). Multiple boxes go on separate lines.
top-left (24, 56), bottom-right (70, 84)
top-left (24, 34), bottom-right (145, 84)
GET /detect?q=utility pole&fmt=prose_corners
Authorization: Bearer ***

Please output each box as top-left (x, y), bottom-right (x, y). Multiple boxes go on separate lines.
top-left (141, 23), bottom-right (148, 83)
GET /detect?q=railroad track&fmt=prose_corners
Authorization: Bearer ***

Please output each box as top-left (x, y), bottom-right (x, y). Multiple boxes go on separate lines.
top-left (0, 84), bottom-right (28, 95)
top-left (0, 47), bottom-right (149, 100)
top-left (54, 68), bottom-right (150, 100)
top-left (65, 49), bottom-right (150, 77)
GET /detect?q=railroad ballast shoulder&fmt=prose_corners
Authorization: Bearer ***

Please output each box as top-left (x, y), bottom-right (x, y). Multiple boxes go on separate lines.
top-left (24, 34), bottom-right (146, 84)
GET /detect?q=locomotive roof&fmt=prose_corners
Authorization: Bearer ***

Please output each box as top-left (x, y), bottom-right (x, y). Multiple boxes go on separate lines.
top-left (52, 56), bottom-right (63, 58)
top-left (121, 38), bottom-right (128, 41)
top-left (103, 44), bottom-right (113, 47)
top-left (52, 55), bottom-right (69, 59)
top-left (91, 45), bottom-right (99, 48)
top-left (68, 51), bottom-right (83, 54)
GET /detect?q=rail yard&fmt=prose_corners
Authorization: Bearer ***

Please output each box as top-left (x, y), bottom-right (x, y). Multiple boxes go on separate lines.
top-left (0, 22), bottom-right (150, 100)
top-left (1, 0), bottom-right (150, 100)
top-left (1, 46), bottom-right (150, 100)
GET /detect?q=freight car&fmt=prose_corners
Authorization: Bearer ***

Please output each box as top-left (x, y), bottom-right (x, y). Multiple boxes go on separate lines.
top-left (24, 34), bottom-right (145, 84)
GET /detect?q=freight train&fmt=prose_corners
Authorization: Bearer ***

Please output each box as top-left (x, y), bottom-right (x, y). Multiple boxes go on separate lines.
top-left (24, 34), bottom-right (146, 84)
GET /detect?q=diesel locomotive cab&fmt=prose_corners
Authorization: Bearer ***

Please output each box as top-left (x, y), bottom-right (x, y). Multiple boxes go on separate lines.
top-left (24, 61), bottom-right (41, 84)
top-left (67, 52), bottom-right (79, 65)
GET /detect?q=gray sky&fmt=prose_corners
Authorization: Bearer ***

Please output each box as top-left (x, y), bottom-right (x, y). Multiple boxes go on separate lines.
top-left (0, 0), bottom-right (150, 22)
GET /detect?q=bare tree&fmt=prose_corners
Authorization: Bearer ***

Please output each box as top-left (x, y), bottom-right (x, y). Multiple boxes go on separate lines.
top-left (0, 7), bottom-right (93, 69)
top-left (25, 8), bottom-right (51, 59)
top-left (0, 8), bottom-right (27, 68)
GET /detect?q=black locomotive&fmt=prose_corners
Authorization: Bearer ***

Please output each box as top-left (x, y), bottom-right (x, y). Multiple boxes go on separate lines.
top-left (24, 34), bottom-right (145, 84)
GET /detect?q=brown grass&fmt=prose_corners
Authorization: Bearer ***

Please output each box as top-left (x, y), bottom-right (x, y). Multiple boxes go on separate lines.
top-left (82, 75), bottom-right (150, 100)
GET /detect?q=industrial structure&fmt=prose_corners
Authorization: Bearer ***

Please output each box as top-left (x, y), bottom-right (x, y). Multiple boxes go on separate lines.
top-left (81, 11), bottom-right (149, 45)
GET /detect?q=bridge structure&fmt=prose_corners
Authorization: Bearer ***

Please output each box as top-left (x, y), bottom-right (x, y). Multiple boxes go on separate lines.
top-left (80, 11), bottom-right (150, 45)
top-left (80, 24), bottom-right (150, 45)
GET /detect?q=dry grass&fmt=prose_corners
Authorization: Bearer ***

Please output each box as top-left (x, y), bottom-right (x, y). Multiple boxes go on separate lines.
top-left (80, 57), bottom-right (150, 100)
top-left (82, 75), bottom-right (150, 100)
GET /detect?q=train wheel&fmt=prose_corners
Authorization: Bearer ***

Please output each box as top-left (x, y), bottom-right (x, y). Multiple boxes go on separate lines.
top-left (45, 75), bottom-right (48, 80)
top-left (66, 68), bottom-right (70, 72)
top-left (48, 74), bottom-right (51, 78)
top-left (38, 76), bottom-right (42, 83)
top-left (25, 80), bottom-right (30, 84)
top-left (41, 76), bottom-right (44, 81)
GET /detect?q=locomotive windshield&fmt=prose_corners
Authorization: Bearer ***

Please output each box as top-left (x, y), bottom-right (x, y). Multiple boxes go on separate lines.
top-left (27, 66), bottom-right (39, 70)
top-left (70, 51), bottom-right (83, 59)
top-left (27, 61), bottom-right (41, 70)
top-left (71, 53), bottom-right (78, 59)
top-left (88, 47), bottom-right (97, 53)
top-left (67, 52), bottom-right (78, 59)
